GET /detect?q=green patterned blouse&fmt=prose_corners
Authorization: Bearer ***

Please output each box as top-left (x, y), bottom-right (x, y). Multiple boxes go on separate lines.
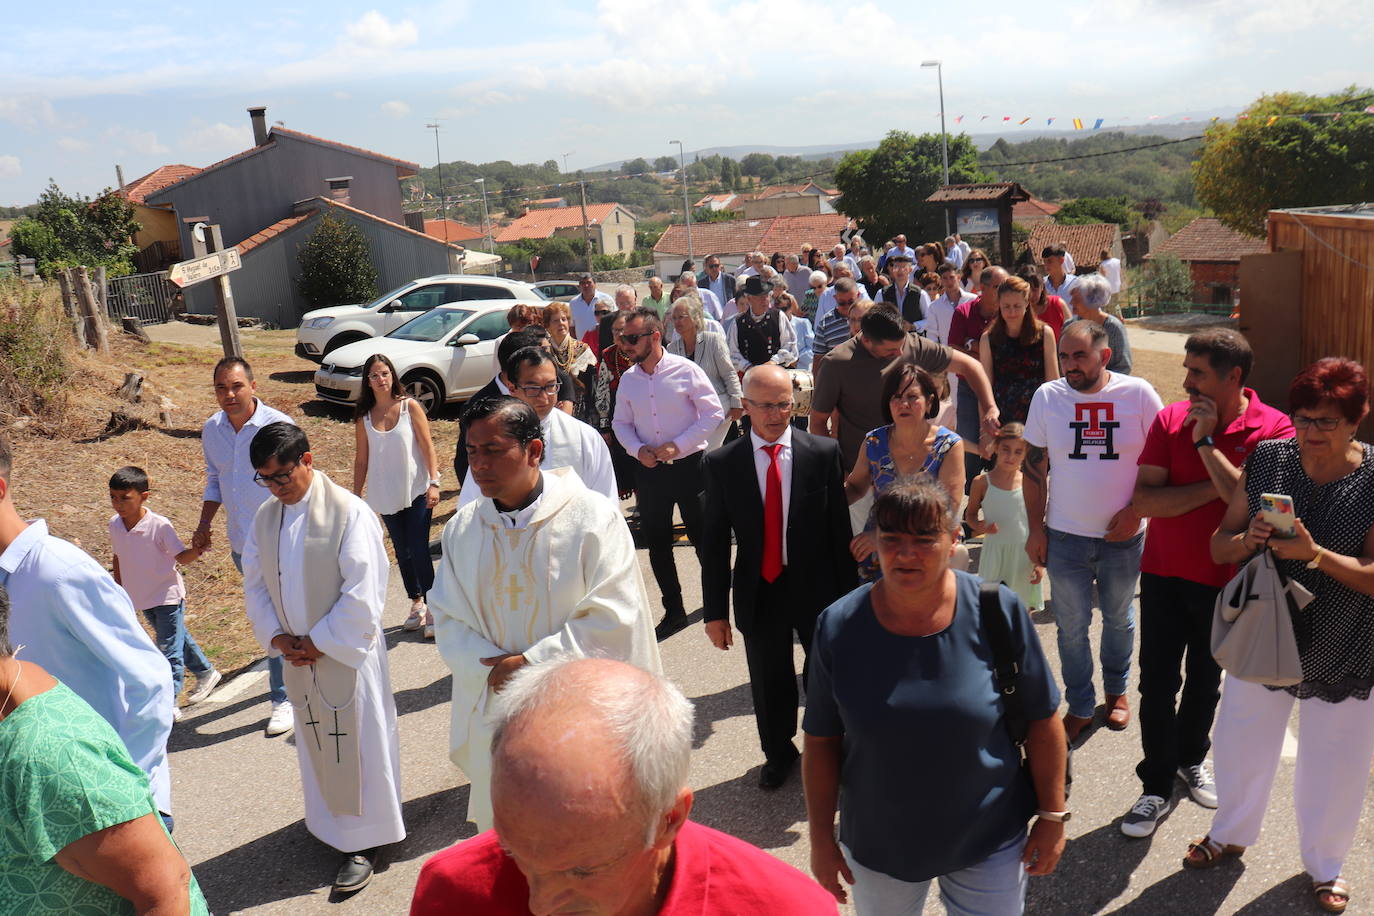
top-left (0, 681), bottom-right (210, 915)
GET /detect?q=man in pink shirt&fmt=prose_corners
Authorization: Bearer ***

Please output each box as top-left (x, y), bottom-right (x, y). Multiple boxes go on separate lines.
top-left (410, 657), bottom-right (838, 915)
top-left (1122, 330), bottom-right (1293, 837)
top-left (613, 307), bottom-right (724, 638)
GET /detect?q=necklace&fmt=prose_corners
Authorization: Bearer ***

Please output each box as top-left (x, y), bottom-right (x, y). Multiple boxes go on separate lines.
top-left (0, 660), bottom-right (21, 720)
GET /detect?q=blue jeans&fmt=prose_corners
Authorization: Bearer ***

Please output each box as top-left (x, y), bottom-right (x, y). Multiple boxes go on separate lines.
top-left (1046, 528), bottom-right (1143, 718)
top-left (380, 492), bottom-right (435, 600)
top-left (141, 602), bottom-right (212, 696)
top-left (956, 378), bottom-right (984, 493)
top-left (843, 833), bottom-right (1027, 916)
top-left (232, 550), bottom-right (287, 705)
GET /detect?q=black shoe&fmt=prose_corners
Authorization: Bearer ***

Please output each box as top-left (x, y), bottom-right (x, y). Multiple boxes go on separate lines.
top-left (759, 756), bottom-right (797, 790)
top-left (334, 848), bottom-right (377, 892)
top-left (655, 613), bottom-right (689, 641)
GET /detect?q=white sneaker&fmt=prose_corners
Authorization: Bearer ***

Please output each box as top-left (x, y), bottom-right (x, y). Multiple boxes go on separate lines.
top-left (1178, 762), bottom-right (1218, 808)
top-left (1120, 794), bottom-right (1169, 837)
top-left (185, 669), bottom-right (222, 706)
top-left (266, 701), bottom-right (294, 737)
top-left (171, 706), bottom-right (184, 723)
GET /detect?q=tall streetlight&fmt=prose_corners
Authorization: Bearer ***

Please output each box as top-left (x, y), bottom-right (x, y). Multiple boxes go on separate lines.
top-left (670, 139), bottom-right (693, 262)
top-left (562, 150), bottom-right (574, 174)
top-left (921, 60), bottom-right (951, 234)
top-left (474, 178), bottom-right (492, 253)
top-left (426, 122), bottom-right (446, 242)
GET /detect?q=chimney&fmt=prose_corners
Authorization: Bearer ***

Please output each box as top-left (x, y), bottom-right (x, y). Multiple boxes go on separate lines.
top-left (248, 106), bottom-right (269, 146)
top-left (115, 164), bottom-right (126, 190)
top-left (325, 176), bottom-right (353, 206)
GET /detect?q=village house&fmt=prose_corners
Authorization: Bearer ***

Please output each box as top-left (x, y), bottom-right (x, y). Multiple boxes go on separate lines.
top-left (651, 212), bottom-right (850, 277)
top-left (1147, 216), bottom-right (1268, 306)
top-left (494, 202), bottom-right (636, 256)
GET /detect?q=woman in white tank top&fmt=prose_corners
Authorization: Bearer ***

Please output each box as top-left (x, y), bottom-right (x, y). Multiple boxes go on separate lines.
top-left (352, 354), bottom-right (442, 637)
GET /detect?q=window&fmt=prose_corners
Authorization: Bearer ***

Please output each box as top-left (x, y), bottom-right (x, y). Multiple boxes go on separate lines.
top-left (458, 282), bottom-right (514, 300)
top-left (394, 284), bottom-right (457, 312)
top-left (617, 236), bottom-right (624, 251)
top-left (615, 210), bottom-right (620, 224)
top-left (461, 310), bottom-right (513, 341)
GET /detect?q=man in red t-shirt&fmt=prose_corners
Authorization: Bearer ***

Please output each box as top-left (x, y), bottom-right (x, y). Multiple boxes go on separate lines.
top-left (1122, 329), bottom-right (1293, 838)
top-left (410, 657), bottom-right (838, 916)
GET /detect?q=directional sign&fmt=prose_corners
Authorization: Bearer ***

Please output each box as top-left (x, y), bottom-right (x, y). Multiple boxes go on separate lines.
top-left (168, 248), bottom-right (242, 288)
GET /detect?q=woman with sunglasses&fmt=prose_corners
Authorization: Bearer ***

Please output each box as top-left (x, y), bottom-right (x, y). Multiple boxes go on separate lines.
top-left (961, 249), bottom-right (991, 292)
top-left (1190, 358), bottom-right (1374, 914)
top-left (352, 353), bottom-right (442, 637)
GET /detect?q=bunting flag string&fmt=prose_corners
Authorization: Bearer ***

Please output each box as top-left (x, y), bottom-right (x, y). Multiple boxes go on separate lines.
top-left (938, 108), bottom-right (1371, 129)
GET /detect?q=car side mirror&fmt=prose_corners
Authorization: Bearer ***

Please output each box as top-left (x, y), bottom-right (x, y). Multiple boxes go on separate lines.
top-left (449, 333), bottom-right (480, 347)
top-left (379, 299), bottom-right (404, 313)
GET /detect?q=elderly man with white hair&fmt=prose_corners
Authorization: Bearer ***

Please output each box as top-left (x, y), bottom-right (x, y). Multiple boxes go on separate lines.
top-left (1068, 273), bottom-right (1133, 374)
top-left (411, 657), bottom-right (839, 915)
top-left (783, 252), bottom-right (813, 302)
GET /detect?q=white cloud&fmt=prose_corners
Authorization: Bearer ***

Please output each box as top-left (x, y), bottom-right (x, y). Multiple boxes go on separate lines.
top-left (105, 127), bottom-right (169, 155)
top-left (180, 122), bottom-right (252, 151)
top-left (0, 97), bottom-right (57, 130)
top-left (334, 90), bottom-right (352, 100)
top-left (381, 100), bottom-right (412, 118)
top-left (343, 11), bottom-right (418, 52)
top-left (0, 156), bottom-right (21, 178)
top-left (57, 136), bottom-right (89, 151)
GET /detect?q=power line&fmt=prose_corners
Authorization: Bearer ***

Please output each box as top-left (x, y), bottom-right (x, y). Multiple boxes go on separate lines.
top-left (984, 135), bottom-right (1205, 168)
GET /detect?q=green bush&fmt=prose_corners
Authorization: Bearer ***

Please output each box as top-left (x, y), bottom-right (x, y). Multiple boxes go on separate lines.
top-left (1138, 253), bottom-right (1194, 306)
top-left (0, 277), bottom-right (73, 422)
top-left (296, 215), bottom-right (379, 308)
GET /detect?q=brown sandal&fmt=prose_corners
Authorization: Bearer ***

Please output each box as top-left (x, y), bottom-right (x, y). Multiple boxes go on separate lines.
top-left (1182, 835), bottom-right (1245, 869)
top-left (1313, 877), bottom-right (1350, 914)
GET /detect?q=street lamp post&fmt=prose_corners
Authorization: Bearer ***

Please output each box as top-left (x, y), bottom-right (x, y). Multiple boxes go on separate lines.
top-left (474, 178), bottom-right (492, 253)
top-left (426, 122), bottom-right (446, 242)
top-left (670, 139), bottom-right (693, 262)
top-left (562, 151), bottom-right (574, 174)
top-left (921, 60), bottom-right (951, 235)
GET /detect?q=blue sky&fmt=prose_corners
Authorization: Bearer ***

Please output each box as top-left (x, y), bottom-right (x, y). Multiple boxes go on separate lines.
top-left (2, 0), bottom-right (1371, 206)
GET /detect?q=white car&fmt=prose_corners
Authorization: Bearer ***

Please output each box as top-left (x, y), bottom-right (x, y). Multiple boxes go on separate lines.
top-left (313, 303), bottom-right (513, 416)
top-left (532, 279), bottom-right (581, 302)
top-left (295, 274), bottom-right (545, 362)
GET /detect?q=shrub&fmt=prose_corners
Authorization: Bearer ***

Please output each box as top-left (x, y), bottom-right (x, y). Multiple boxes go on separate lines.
top-left (1139, 253), bottom-right (1194, 306)
top-left (0, 277), bottom-right (73, 423)
top-left (296, 214), bottom-right (380, 308)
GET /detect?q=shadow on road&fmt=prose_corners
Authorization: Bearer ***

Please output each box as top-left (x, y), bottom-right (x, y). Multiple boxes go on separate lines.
top-left (1229, 873), bottom-right (1311, 915)
top-left (688, 681), bottom-right (755, 749)
top-left (394, 674), bottom-right (452, 718)
top-left (692, 769), bottom-right (809, 853)
top-left (1027, 822), bottom-right (1152, 914)
top-left (170, 693), bottom-right (283, 751)
top-left (1107, 861), bottom-right (1245, 915)
top-left (194, 785), bottom-right (475, 912)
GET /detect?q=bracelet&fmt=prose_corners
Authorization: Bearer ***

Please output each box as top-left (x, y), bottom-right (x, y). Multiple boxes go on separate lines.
top-left (1035, 809), bottom-right (1072, 823)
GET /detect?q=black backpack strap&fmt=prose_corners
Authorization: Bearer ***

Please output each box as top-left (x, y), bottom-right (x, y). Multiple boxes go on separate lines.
top-left (980, 580), bottom-right (1029, 745)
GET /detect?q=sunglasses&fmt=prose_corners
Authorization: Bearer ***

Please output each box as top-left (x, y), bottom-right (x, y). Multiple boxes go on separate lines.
top-left (618, 331), bottom-right (653, 344)
top-left (253, 464), bottom-right (298, 487)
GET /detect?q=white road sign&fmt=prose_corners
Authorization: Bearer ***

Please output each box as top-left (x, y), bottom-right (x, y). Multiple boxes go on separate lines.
top-left (169, 248), bottom-right (242, 288)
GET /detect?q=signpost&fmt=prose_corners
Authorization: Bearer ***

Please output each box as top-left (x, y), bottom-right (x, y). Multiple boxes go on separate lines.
top-left (168, 248), bottom-right (241, 288)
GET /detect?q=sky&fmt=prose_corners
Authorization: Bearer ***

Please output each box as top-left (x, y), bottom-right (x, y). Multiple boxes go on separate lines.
top-left (2, 0), bottom-right (1372, 206)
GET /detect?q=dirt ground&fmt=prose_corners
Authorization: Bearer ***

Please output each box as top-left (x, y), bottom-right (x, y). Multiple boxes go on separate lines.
top-left (7, 320), bottom-right (1189, 687)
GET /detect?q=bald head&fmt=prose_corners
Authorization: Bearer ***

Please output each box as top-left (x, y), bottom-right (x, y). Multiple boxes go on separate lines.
top-left (742, 363), bottom-right (790, 399)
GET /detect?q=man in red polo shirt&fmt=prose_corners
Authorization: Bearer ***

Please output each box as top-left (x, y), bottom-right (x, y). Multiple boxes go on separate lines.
top-left (410, 657), bottom-right (838, 915)
top-left (1122, 329), bottom-right (1293, 837)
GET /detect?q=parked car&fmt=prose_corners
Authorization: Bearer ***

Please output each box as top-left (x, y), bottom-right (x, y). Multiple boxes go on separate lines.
top-left (313, 303), bottom-right (512, 416)
top-left (532, 280), bottom-right (582, 302)
top-left (295, 274), bottom-right (545, 362)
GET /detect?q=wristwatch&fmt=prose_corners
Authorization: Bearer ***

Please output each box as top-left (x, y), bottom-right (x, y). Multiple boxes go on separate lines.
top-left (1193, 435), bottom-right (1215, 449)
top-left (1036, 810), bottom-right (1072, 823)
top-left (1307, 545), bottom-right (1325, 569)
top-left (428, 478), bottom-right (441, 488)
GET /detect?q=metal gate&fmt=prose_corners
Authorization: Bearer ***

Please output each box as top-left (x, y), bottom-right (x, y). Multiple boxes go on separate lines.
top-left (107, 271), bottom-right (177, 326)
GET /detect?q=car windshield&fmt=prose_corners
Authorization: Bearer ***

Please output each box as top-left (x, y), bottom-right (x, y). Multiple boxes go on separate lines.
top-left (388, 308), bottom-right (474, 342)
top-left (529, 286), bottom-right (551, 301)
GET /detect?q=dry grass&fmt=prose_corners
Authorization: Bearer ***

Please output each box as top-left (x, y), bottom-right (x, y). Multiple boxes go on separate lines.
top-left (1130, 347), bottom-right (1188, 406)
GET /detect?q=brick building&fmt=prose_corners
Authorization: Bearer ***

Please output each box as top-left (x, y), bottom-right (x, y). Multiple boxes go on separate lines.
top-left (1147, 217), bottom-right (1267, 305)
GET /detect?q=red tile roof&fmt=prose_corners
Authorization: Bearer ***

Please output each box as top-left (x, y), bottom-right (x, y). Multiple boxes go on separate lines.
top-left (1012, 197), bottom-right (1061, 222)
top-left (1148, 217), bottom-right (1268, 263)
top-left (423, 218), bottom-right (484, 241)
top-left (653, 213), bottom-right (850, 257)
top-left (494, 203), bottom-right (628, 243)
top-left (118, 165), bottom-right (203, 204)
top-left (927, 182), bottom-right (1030, 204)
top-left (1026, 222), bottom-right (1120, 270)
top-left (694, 193), bottom-right (738, 208)
top-left (236, 211), bottom-right (317, 256)
top-left (751, 181), bottom-right (838, 200)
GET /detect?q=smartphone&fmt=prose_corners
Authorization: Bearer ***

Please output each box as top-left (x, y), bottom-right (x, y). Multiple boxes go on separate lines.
top-left (1260, 493), bottom-right (1297, 538)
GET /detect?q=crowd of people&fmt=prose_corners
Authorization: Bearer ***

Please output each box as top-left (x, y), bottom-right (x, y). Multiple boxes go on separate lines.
top-left (1, 228), bottom-right (1372, 916)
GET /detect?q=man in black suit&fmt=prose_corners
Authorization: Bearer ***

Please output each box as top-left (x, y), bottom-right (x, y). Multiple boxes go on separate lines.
top-left (698, 255), bottom-right (736, 308)
top-left (701, 364), bottom-right (857, 790)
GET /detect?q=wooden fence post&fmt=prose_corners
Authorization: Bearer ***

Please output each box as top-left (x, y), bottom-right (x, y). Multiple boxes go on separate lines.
top-left (74, 266), bottom-right (110, 354)
top-left (56, 269), bottom-right (88, 348)
top-left (94, 266), bottom-right (108, 315)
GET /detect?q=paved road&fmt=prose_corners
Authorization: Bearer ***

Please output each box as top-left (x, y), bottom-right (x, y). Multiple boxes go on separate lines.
top-left (171, 523), bottom-right (1374, 915)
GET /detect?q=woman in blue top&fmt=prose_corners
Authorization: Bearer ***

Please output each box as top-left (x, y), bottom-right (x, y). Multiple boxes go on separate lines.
top-left (803, 475), bottom-right (1068, 914)
top-left (844, 364), bottom-right (964, 581)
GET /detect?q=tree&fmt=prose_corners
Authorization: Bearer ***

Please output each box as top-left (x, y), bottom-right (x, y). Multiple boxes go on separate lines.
top-left (621, 158), bottom-right (651, 176)
top-left (1138, 253), bottom-right (1194, 307)
top-left (833, 131), bottom-right (987, 244)
top-left (10, 181), bottom-right (140, 276)
top-left (654, 155), bottom-right (679, 172)
top-left (296, 214), bottom-right (379, 308)
top-left (1056, 196), bottom-right (1142, 232)
top-left (1194, 86), bottom-right (1374, 237)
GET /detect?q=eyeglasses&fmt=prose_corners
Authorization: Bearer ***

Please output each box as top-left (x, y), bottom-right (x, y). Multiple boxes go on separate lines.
top-left (1292, 415), bottom-right (1342, 431)
top-left (618, 331), bottom-right (653, 344)
top-left (594, 310), bottom-right (611, 317)
top-left (746, 398), bottom-right (793, 414)
top-left (890, 394), bottom-right (925, 406)
top-left (969, 257), bottom-right (987, 265)
top-left (367, 372), bottom-right (391, 381)
top-left (253, 464), bottom-right (298, 487)
top-left (834, 297), bottom-right (857, 307)
top-left (518, 382), bottom-right (560, 397)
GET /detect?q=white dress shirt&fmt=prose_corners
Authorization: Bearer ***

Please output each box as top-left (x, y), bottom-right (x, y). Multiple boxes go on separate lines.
top-left (201, 398), bottom-right (296, 554)
top-left (705, 274), bottom-right (728, 305)
top-left (569, 291), bottom-right (613, 338)
top-left (750, 426), bottom-right (793, 564)
top-left (929, 290), bottom-right (977, 346)
top-left (613, 352), bottom-right (725, 458)
top-left (727, 306), bottom-right (798, 372)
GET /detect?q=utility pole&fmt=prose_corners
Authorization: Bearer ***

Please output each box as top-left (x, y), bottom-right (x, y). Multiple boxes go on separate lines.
top-left (670, 139), bottom-right (693, 262)
top-left (579, 180), bottom-right (593, 273)
top-left (475, 178), bottom-right (492, 253)
top-left (562, 150), bottom-right (574, 174)
top-left (921, 60), bottom-right (952, 235)
top-left (427, 122), bottom-right (446, 243)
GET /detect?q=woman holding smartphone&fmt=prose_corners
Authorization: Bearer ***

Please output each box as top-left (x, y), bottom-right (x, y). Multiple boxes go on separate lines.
top-left (1190, 357), bottom-right (1374, 914)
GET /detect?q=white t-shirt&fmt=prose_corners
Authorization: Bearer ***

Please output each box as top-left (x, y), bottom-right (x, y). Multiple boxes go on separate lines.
top-left (1100, 257), bottom-right (1122, 293)
top-left (1023, 374), bottom-right (1163, 538)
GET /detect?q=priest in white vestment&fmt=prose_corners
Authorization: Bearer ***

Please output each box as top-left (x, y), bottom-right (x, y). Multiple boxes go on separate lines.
top-left (431, 397), bottom-right (660, 831)
top-left (241, 422), bottom-right (405, 893)
top-left (457, 346), bottom-right (616, 508)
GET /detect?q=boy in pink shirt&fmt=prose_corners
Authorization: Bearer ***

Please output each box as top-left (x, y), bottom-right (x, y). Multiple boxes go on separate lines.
top-left (109, 466), bottom-right (220, 718)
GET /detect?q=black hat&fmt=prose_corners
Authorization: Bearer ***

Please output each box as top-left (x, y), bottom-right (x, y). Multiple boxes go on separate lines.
top-left (742, 275), bottom-right (768, 296)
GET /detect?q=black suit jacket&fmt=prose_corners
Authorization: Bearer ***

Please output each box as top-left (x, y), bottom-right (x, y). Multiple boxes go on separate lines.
top-left (698, 271), bottom-right (736, 304)
top-left (452, 370), bottom-right (575, 480)
top-left (701, 429), bottom-right (857, 634)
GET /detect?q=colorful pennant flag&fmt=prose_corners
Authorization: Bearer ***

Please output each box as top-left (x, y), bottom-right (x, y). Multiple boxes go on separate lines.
top-left (954, 115), bottom-right (964, 123)
top-left (1019, 117), bottom-right (1031, 125)
top-left (1072, 118), bottom-right (1084, 129)
top-left (1093, 118), bottom-right (1104, 129)
top-left (1266, 115), bottom-right (1278, 126)
top-left (1047, 117), bottom-right (1055, 125)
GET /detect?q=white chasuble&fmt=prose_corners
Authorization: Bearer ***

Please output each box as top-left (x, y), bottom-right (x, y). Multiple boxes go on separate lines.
top-left (243, 470), bottom-right (405, 852)
top-left (430, 467), bottom-right (661, 830)
top-left (458, 407), bottom-right (618, 509)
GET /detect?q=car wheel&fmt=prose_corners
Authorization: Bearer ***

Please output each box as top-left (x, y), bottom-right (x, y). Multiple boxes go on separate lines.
top-left (323, 332), bottom-right (370, 356)
top-left (403, 372), bottom-right (444, 417)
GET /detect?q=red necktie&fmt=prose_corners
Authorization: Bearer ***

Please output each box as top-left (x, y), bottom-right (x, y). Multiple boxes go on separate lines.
top-left (762, 443), bottom-right (783, 582)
